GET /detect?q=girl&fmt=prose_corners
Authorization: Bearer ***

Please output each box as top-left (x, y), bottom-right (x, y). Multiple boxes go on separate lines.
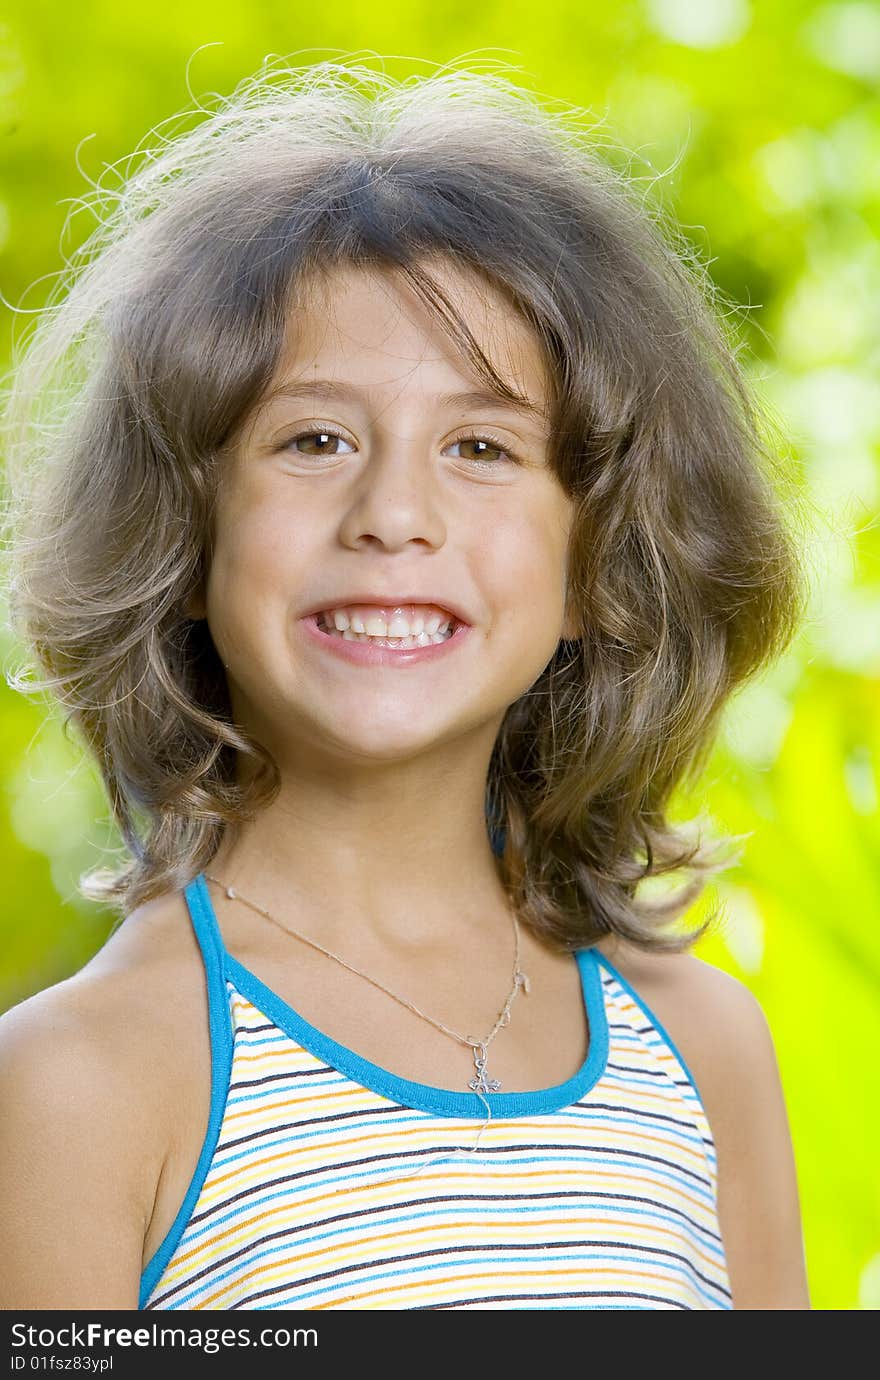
top-left (0, 59), bottom-right (811, 1310)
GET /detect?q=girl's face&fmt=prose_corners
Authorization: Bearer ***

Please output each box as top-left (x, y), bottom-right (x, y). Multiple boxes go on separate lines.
top-left (193, 258), bottom-right (579, 770)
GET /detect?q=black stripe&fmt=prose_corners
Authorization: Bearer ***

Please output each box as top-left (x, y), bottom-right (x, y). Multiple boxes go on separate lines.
top-left (146, 1187), bottom-right (724, 1307)
top-left (224, 1082), bottom-right (705, 1133)
top-left (219, 1093), bottom-right (711, 1172)
top-left (605, 1063), bottom-right (669, 1078)
top-left (229, 1067), bottom-right (349, 1092)
top-left (569, 1099), bottom-right (704, 1133)
top-left (604, 1066), bottom-right (694, 1091)
top-left (218, 1102), bottom-right (400, 1152)
top-left (191, 1138), bottom-right (713, 1229)
top-left (417, 1290), bottom-right (692, 1309)
top-left (229, 1237), bottom-right (722, 1309)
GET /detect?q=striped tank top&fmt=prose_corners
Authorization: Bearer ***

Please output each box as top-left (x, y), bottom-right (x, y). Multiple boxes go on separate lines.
top-left (139, 873), bottom-right (732, 1310)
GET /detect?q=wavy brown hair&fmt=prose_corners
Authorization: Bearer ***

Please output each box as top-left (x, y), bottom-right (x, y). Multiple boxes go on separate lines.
top-left (1, 59), bottom-right (810, 952)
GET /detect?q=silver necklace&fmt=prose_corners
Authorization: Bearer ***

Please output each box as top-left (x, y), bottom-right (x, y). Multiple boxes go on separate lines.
top-left (204, 872), bottom-right (531, 1093)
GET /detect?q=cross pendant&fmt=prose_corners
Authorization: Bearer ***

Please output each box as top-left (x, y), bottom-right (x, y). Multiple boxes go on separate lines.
top-left (468, 1043), bottom-right (501, 1093)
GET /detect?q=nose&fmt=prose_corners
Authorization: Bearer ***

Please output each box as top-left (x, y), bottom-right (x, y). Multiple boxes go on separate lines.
top-left (337, 438), bottom-right (448, 552)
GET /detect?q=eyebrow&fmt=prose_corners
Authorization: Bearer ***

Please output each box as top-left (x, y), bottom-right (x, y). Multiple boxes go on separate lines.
top-left (261, 378), bottom-right (548, 420)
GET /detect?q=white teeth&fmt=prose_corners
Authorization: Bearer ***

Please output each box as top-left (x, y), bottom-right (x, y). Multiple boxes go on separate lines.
top-left (318, 615), bottom-right (454, 647)
top-left (331, 627), bottom-right (451, 647)
top-left (318, 607), bottom-right (454, 639)
top-left (337, 632), bottom-right (446, 645)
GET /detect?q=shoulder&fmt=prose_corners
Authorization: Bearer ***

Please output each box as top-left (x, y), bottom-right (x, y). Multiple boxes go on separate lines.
top-left (594, 934), bottom-right (810, 1309)
top-left (594, 933), bottom-right (771, 1077)
top-left (594, 932), bottom-right (780, 1148)
top-left (595, 932), bottom-right (760, 1014)
top-left (0, 885), bottom-right (206, 1093)
top-left (0, 888), bottom-right (209, 1307)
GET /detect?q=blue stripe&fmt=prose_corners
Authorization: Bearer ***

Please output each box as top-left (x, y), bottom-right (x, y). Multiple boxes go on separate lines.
top-left (212, 1103), bottom-right (706, 1168)
top-left (223, 949), bottom-right (610, 1121)
top-left (153, 1194), bottom-right (726, 1306)
top-left (167, 1144), bottom-right (719, 1256)
top-left (245, 1245), bottom-right (724, 1310)
top-left (171, 1188), bottom-right (725, 1263)
top-left (140, 875), bottom-right (730, 1311)
top-left (224, 1073), bottom-right (352, 1106)
top-left (163, 1247), bottom-right (722, 1312)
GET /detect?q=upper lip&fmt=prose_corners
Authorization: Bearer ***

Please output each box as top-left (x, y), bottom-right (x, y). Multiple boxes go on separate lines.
top-left (301, 594), bottom-right (470, 626)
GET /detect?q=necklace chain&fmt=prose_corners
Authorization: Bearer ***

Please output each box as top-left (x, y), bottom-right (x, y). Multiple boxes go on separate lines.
top-left (204, 872), bottom-right (530, 1093)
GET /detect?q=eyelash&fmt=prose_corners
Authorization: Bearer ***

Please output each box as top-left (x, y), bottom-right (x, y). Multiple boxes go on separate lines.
top-left (280, 427), bottom-right (519, 469)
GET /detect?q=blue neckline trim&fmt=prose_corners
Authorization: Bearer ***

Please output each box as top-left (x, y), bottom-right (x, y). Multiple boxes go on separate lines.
top-left (225, 946), bottom-right (607, 1119)
top-left (136, 871), bottom-right (611, 1306)
top-left (205, 870), bottom-right (607, 1120)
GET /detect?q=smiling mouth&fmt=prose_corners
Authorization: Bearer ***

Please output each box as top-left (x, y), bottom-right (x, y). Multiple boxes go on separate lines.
top-left (315, 612), bottom-right (459, 648)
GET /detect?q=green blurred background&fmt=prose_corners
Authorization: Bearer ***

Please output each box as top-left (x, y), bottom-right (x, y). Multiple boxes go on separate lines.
top-left (1, 0), bottom-right (878, 1311)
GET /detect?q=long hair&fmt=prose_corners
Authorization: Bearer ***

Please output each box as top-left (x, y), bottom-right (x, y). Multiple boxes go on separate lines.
top-left (0, 59), bottom-right (811, 952)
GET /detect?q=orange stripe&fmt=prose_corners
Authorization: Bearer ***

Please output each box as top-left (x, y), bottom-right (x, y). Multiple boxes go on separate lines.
top-left (154, 984), bottom-right (722, 1307)
top-left (164, 1161), bottom-right (717, 1275)
top-left (214, 1111), bottom-right (707, 1190)
top-left (194, 1217), bottom-right (718, 1309)
top-left (230, 1045), bottom-right (326, 1064)
top-left (229, 999), bottom-right (708, 1135)
top-left (192, 1216), bottom-right (661, 1307)
top-left (208, 1120), bottom-right (466, 1189)
top-left (612, 999), bottom-right (687, 1069)
top-left (233, 992), bottom-right (687, 1085)
top-left (312, 1262), bottom-right (690, 1309)
top-left (601, 1075), bottom-right (705, 1117)
top-left (222, 1084), bottom-right (367, 1122)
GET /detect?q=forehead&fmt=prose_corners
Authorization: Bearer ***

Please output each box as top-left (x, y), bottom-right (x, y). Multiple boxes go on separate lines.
top-left (269, 257), bottom-right (549, 404)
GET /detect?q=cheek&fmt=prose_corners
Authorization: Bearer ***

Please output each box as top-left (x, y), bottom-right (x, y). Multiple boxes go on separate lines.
top-left (204, 508), bottom-right (295, 655)
top-left (488, 505), bottom-right (571, 609)
top-left (211, 489), bottom-right (302, 590)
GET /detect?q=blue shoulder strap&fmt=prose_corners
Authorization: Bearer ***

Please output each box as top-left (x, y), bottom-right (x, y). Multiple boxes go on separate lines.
top-left (183, 872), bottom-right (235, 1055)
top-left (137, 873), bottom-right (235, 1307)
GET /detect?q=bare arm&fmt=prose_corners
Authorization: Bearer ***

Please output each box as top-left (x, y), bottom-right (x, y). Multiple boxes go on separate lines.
top-left (598, 938), bottom-right (811, 1310)
top-left (0, 984), bottom-right (157, 1309)
top-left (694, 975), bottom-right (811, 1309)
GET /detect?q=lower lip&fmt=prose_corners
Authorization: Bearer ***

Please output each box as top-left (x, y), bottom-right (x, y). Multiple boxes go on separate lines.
top-left (299, 614), bottom-right (472, 666)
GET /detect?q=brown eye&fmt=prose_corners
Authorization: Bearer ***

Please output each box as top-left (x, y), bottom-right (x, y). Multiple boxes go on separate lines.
top-left (288, 431), bottom-right (354, 456)
top-left (448, 437), bottom-right (510, 465)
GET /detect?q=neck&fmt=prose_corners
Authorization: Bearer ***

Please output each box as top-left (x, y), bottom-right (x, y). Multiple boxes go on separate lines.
top-left (210, 744), bottom-right (510, 954)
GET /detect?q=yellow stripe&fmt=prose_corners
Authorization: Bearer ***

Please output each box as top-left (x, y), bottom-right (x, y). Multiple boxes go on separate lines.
top-left (146, 974), bottom-right (728, 1308)
top-left (311, 1262), bottom-right (694, 1310)
top-left (159, 1157), bottom-right (719, 1284)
